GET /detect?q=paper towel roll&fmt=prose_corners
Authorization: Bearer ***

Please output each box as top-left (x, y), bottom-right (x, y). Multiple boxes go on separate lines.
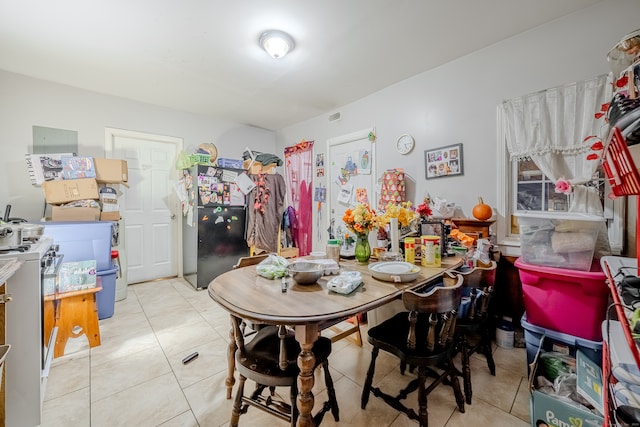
top-left (390, 218), bottom-right (399, 253)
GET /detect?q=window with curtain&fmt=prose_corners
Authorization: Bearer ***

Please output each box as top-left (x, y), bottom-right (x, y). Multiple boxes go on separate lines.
top-left (496, 74), bottom-right (625, 255)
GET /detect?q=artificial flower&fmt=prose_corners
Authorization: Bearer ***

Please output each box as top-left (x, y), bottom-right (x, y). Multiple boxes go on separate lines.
top-left (554, 178), bottom-right (573, 195)
top-left (416, 197), bottom-right (433, 219)
top-left (375, 202), bottom-right (418, 229)
top-left (343, 203), bottom-right (377, 236)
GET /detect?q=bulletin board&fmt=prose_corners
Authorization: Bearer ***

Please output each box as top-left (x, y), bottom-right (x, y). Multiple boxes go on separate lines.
top-left (327, 127), bottom-right (376, 240)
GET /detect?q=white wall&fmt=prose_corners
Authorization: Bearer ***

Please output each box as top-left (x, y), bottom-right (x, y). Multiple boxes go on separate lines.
top-left (276, 0), bottom-right (640, 252)
top-left (0, 71), bottom-right (276, 222)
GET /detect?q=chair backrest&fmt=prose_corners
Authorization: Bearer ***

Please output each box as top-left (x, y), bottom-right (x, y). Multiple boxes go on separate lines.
top-left (457, 261), bottom-right (497, 289)
top-left (233, 253), bottom-right (271, 269)
top-left (401, 271), bottom-right (463, 350)
top-left (457, 261), bottom-right (497, 321)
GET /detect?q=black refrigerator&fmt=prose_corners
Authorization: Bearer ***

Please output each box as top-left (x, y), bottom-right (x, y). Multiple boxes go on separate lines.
top-left (183, 165), bottom-right (249, 289)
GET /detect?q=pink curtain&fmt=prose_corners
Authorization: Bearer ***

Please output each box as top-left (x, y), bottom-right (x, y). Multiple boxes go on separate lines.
top-left (284, 140), bottom-right (314, 256)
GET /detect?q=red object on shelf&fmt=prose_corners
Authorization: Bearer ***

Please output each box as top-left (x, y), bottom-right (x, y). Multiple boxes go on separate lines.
top-left (601, 126), bottom-right (640, 197)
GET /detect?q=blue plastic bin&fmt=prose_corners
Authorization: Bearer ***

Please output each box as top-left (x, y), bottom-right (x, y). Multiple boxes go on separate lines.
top-left (96, 265), bottom-right (119, 320)
top-left (43, 221), bottom-right (114, 271)
top-left (521, 313), bottom-right (602, 369)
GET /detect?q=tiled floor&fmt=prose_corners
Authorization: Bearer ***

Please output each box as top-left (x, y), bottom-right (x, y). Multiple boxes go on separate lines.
top-left (42, 277), bottom-right (530, 426)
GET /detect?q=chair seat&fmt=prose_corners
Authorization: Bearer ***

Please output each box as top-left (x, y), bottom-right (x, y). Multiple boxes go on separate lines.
top-left (232, 324), bottom-right (339, 426)
top-left (236, 325), bottom-right (332, 387)
top-left (368, 312), bottom-right (451, 366)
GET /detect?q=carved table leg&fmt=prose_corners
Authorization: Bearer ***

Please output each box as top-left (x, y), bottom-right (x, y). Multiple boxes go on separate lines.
top-left (225, 315), bottom-right (242, 399)
top-left (295, 324), bottom-right (319, 427)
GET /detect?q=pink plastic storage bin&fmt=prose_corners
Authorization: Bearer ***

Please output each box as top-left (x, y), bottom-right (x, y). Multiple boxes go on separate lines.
top-left (515, 258), bottom-right (608, 341)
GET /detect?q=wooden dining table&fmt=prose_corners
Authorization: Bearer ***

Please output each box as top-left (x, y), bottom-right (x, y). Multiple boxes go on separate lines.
top-left (208, 256), bottom-right (462, 427)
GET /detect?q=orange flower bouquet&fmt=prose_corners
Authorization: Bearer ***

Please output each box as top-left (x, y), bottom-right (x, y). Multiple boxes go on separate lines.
top-left (342, 203), bottom-right (377, 236)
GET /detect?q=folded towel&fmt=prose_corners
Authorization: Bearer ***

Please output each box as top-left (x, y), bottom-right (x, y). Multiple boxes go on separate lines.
top-left (551, 231), bottom-right (596, 253)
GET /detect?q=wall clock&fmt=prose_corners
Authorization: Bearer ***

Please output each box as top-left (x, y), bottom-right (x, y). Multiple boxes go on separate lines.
top-left (396, 134), bottom-right (415, 155)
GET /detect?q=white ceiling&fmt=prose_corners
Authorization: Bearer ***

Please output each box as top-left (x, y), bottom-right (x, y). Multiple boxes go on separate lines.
top-left (0, 0), bottom-right (602, 131)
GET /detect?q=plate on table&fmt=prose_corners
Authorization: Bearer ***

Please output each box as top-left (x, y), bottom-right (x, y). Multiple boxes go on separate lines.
top-left (368, 261), bottom-right (421, 283)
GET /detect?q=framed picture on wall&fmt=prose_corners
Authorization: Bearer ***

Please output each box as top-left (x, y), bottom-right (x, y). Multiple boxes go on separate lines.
top-left (424, 143), bottom-right (463, 179)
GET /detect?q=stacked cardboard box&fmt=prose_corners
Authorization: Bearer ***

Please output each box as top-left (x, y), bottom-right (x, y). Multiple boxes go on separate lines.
top-left (42, 157), bottom-right (128, 221)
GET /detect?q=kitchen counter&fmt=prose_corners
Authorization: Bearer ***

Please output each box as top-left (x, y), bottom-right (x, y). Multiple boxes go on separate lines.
top-left (0, 258), bottom-right (21, 287)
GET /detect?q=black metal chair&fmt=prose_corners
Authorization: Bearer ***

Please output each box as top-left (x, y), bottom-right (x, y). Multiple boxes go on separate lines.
top-left (453, 260), bottom-right (498, 404)
top-left (229, 317), bottom-right (339, 426)
top-left (361, 271), bottom-right (465, 427)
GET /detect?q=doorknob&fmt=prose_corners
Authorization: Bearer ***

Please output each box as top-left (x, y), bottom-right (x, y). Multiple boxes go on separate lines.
top-left (171, 214), bottom-right (176, 220)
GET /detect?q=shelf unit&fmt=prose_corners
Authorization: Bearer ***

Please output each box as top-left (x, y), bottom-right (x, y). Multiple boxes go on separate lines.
top-left (599, 119), bottom-right (640, 424)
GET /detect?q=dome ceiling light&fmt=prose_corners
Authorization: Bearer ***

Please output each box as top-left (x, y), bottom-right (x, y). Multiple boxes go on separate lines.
top-left (259, 30), bottom-right (295, 59)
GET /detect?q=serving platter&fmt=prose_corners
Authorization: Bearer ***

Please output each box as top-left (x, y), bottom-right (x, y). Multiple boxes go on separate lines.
top-left (368, 261), bottom-right (421, 283)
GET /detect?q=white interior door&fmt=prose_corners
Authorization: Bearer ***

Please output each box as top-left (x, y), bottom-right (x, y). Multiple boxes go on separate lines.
top-left (327, 127), bottom-right (376, 248)
top-left (105, 128), bottom-right (182, 284)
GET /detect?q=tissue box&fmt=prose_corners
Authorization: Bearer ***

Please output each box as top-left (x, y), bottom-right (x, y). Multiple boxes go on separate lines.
top-left (515, 212), bottom-right (603, 271)
top-left (57, 260), bottom-right (97, 293)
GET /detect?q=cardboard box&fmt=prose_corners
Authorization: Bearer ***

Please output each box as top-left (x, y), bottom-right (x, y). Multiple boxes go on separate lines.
top-left (100, 211), bottom-right (120, 221)
top-left (280, 247), bottom-right (299, 259)
top-left (51, 206), bottom-right (100, 221)
top-left (94, 158), bottom-right (128, 183)
top-left (243, 159), bottom-right (277, 174)
top-left (43, 178), bottom-right (99, 204)
top-left (529, 335), bottom-right (604, 427)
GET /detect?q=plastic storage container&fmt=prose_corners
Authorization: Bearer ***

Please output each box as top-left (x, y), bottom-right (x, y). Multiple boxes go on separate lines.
top-left (96, 265), bottom-right (119, 320)
top-left (42, 221), bottom-right (114, 271)
top-left (515, 212), bottom-right (603, 271)
top-left (516, 257), bottom-right (608, 341)
top-left (521, 313), bottom-right (602, 368)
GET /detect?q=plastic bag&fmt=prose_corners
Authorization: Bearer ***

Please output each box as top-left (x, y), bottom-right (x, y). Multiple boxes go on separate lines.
top-left (255, 254), bottom-right (289, 279)
top-left (176, 150), bottom-right (192, 170)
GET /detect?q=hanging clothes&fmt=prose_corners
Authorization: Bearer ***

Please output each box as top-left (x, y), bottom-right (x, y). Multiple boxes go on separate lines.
top-left (246, 173), bottom-right (287, 253)
top-left (284, 140), bottom-right (314, 256)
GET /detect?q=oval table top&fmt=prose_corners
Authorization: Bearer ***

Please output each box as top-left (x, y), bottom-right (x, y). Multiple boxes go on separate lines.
top-left (208, 256), bottom-right (462, 326)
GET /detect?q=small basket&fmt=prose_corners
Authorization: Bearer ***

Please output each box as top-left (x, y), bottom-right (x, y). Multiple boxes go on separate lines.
top-left (189, 153), bottom-right (211, 165)
top-left (602, 126), bottom-right (640, 196)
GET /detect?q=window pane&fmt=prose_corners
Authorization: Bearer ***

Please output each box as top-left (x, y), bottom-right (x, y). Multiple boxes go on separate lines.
top-left (545, 182), bottom-right (569, 212)
top-left (517, 182), bottom-right (543, 210)
top-left (517, 159), bottom-right (543, 181)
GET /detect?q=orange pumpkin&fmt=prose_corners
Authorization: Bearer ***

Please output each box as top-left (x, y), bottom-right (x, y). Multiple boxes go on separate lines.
top-left (472, 197), bottom-right (492, 220)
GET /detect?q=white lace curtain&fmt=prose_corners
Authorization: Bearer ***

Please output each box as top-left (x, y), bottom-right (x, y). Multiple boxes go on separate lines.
top-left (500, 74), bottom-right (612, 215)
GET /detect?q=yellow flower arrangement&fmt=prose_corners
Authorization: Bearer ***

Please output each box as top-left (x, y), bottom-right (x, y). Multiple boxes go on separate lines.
top-left (375, 201), bottom-right (418, 228)
top-left (343, 203), bottom-right (377, 236)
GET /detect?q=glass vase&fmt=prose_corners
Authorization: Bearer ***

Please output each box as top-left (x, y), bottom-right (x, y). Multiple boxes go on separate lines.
top-left (355, 232), bottom-right (371, 263)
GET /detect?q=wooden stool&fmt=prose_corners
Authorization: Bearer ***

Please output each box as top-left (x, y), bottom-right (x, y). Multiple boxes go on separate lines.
top-left (50, 280), bottom-right (102, 358)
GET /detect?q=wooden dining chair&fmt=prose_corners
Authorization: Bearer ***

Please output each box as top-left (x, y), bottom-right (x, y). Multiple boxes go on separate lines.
top-left (453, 260), bottom-right (498, 404)
top-left (232, 253), bottom-right (272, 336)
top-left (230, 316), bottom-right (339, 426)
top-left (361, 271), bottom-right (465, 427)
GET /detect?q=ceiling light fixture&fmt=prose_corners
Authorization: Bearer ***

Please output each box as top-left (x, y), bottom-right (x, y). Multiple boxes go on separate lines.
top-left (259, 30), bottom-right (295, 59)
